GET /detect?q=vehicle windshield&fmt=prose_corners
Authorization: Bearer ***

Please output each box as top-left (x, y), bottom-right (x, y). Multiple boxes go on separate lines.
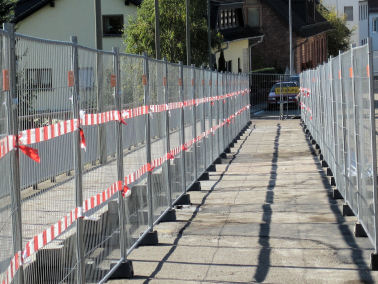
top-left (270, 82), bottom-right (297, 93)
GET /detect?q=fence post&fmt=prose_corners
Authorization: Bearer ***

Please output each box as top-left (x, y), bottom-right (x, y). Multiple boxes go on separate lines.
top-left (70, 35), bottom-right (85, 284)
top-left (338, 51), bottom-right (349, 205)
top-left (209, 70), bottom-right (214, 162)
top-left (329, 57), bottom-right (338, 184)
top-left (201, 67), bottom-right (207, 169)
top-left (163, 59), bottom-right (173, 208)
top-left (113, 47), bottom-right (126, 259)
top-left (191, 64), bottom-right (198, 180)
top-left (96, 52), bottom-right (107, 164)
top-left (216, 71), bottom-right (220, 157)
top-left (221, 72), bottom-right (226, 152)
top-left (367, 38), bottom-right (378, 267)
top-left (350, 46), bottom-right (363, 225)
top-left (179, 62), bottom-right (187, 192)
top-left (142, 53), bottom-right (158, 244)
top-left (3, 23), bottom-right (24, 284)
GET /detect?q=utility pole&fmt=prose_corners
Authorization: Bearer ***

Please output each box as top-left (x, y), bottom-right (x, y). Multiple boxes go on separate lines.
top-left (289, 0), bottom-right (293, 75)
top-left (207, 0), bottom-right (212, 69)
top-left (94, 0), bottom-right (102, 50)
top-left (155, 0), bottom-right (161, 59)
top-left (186, 0), bottom-right (191, 65)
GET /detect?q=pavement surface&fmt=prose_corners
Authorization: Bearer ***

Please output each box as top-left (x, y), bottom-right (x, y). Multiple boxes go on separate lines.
top-left (108, 118), bottom-right (378, 284)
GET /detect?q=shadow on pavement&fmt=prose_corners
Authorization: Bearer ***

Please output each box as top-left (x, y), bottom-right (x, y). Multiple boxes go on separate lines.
top-left (303, 124), bottom-right (374, 283)
top-left (140, 124), bottom-right (255, 284)
top-left (253, 123), bottom-right (280, 283)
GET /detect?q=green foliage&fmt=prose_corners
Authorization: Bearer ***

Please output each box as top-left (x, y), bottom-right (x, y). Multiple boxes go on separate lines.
top-left (317, 4), bottom-right (352, 57)
top-left (124, 0), bottom-right (222, 66)
top-left (0, 0), bottom-right (15, 25)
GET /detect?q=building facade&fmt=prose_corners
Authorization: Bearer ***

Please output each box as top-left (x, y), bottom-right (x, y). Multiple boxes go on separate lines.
top-left (212, 0), bottom-right (330, 74)
top-left (14, 0), bottom-right (141, 51)
top-left (321, 0), bottom-right (369, 46)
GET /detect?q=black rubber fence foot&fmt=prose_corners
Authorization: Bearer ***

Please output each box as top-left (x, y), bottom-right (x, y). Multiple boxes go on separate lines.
top-left (213, 157), bottom-right (222, 164)
top-left (207, 164), bottom-right (216, 172)
top-left (371, 253), bottom-right (378, 270)
top-left (198, 172), bottom-right (209, 181)
top-left (159, 209), bottom-right (177, 222)
top-left (342, 204), bottom-right (354, 216)
top-left (332, 188), bottom-right (343, 200)
top-left (188, 181), bottom-right (201, 191)
top-left (109, 260), bottom-right (134, 279)
top-left (354, 223), bottom-right (368, 238)
top-left (220, 152), bottom-right (227, 158)
top-left (174, 193), bottom-right (191, 206)
top-left (139, 230), bottom-right (159, 246)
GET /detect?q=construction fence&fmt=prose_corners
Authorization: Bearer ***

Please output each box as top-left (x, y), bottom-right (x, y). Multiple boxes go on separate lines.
top-left (0, 24), bottom-right (250, 284)
top-left (300, 41), bottom-right (378, 253)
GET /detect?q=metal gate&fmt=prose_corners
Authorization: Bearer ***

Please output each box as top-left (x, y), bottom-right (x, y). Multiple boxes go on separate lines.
top-left (249, 73), bottom-right (301, 119)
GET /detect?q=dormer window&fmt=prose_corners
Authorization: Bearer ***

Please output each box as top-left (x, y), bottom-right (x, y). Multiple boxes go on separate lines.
top-left (218, 8), bottom-right (239, 30)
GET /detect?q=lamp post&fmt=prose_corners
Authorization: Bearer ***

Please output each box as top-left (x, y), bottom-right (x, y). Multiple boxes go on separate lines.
top-left (289, 0), bottom-right (293, 75)
top-left (186, 0), bottom-right (191, 65)
top-left (207, 0), bottom-right (212, 69)
top-left (155, 0), bottom-right (161, 59)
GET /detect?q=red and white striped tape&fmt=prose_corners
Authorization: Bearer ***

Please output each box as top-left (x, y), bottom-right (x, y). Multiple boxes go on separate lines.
top-left (0, 102), bottom-right (250, 284)
top-left (1, 251), bottom-right (22, 284)
top-left (18, 119), bottom-right (79, 146)
top-left (11, 89), bottom-right (249, 150)
top-left (0, 136), bottom-right (15, 160)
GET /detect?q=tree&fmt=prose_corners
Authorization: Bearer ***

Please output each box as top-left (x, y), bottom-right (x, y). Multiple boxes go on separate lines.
top-left (124, 0), bottom-right (222, 67)
top-left (0, 0), bottom-right (15, 25)
top-left (218, 50), bottom-right (226, 72)
top-left (317, 4), bottom-right (352, 57)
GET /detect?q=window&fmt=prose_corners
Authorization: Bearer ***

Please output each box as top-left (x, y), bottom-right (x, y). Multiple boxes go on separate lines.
top-left (247, 7), bottom-right (260, 27)
top-left (374, 18), bottom-right (378, 32)
top-left (218, 9), bottom-right (239, 29)
top-left (26, 68), bottom-right (52, 90)
top-left (79, 67), bottom-right (94, 89)
top-left (227, 60), bottom-right (232, 72)
top-left (344, 6), bottom-right (353, 21)
top-left (103, 15), bottom-right (124, 36)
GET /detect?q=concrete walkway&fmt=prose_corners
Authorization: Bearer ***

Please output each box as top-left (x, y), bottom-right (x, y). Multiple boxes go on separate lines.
top-left (109, 119), bottom-right (378, 283)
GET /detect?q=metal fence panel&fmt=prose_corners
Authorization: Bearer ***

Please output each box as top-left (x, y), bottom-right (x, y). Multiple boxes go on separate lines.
top-left (0, 26), bottom-right (251, 284)
top-left (300, 43), bottom-right (378, 251)
top-left (354, 45), bottom-right (376, 243)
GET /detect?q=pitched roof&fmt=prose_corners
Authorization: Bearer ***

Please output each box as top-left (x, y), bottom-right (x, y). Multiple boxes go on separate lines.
top-left (221, 26), bottom-right (263, 42)
top-left (13, 0), bottom-right (143, 23)
top-left (263, 0), bottom-right (331, 37)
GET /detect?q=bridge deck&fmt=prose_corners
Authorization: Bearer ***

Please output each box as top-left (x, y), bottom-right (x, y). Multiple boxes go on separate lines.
top-left (109, 118), bottom-right (378, 283)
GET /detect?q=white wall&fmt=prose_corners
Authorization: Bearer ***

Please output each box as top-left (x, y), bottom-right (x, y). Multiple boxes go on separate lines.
top-left (16, 0), bottom-right (96, 47)
top-left (359, 1), bottom-right (369, 45)
top-left (15, 0), bottom-right (138, 51)
top-left (370, 12), bottom-right (378, 51)
top-left (215, 40), bottom-right (249, 73)
top-left (102, 0), bottom-right (137, 51)
top-left (321, 0), bottom-right (359, 45)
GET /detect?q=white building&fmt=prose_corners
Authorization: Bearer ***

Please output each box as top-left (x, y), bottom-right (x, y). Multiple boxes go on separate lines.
top-left (321, 0), bottom-right (369, 46)
top-left (368, 0), bottom-right (378, 77)
top-left (13, 0), bottom-right (141, 51)
top-left (10, 0), bottom-right (142, 112)
top-left (369, 0), bottom-right (378, 49)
